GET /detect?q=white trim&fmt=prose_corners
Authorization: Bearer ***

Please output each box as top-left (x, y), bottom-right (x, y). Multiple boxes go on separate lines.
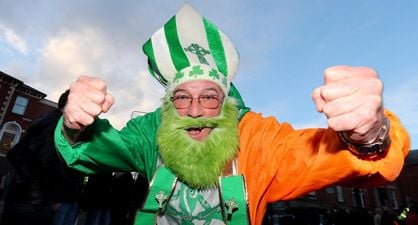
top-left (220, 32), bottom-right (239, 81)
top-left (152, 28), bottom-right (178, 81)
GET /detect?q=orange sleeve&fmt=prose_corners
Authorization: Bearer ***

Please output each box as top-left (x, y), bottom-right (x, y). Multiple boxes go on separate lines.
top-left (237, 110), bottom-right (410, 225)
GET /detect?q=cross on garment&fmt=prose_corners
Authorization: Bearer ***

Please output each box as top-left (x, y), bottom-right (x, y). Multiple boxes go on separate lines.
top-left (184, 43), bottom-right (211, 65)
top-left (155, 190), bottom-right (169, 209)
top-left (225, 198), bottom-right (239, 215)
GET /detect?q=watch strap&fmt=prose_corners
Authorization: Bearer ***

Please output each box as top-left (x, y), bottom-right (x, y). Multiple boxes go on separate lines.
top-left (339, 117), bottom-right (391, 156)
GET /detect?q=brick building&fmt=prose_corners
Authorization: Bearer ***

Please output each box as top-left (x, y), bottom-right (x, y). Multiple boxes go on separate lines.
top-left (0, 70), bottom-right (57, 176)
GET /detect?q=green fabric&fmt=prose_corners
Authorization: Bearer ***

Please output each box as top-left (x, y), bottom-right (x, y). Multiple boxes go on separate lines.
top-left (136, 166), bottom-right (177, 224)
top-left (203, 17), bottom-right (227, 76)
top-left (143, 40), bottom-right (168, 86)
top-left (54, 86), bottom-right (251, 224)
top-left (220, 175), bottom-right (250, 225)
top-left (54, 108), bottom-right (162, 180)
top-left (164, 16), bottom-right (190, 71)
top-left (229, 83), bottom-right (250, 120)
top-left (138, 167), bottom-right (248, 224)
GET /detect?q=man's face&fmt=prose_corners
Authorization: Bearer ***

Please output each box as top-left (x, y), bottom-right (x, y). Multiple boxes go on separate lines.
top-left (171, 80), bottom-right (224, 141)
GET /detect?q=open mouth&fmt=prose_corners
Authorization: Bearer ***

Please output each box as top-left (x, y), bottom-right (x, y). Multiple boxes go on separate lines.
top-left (186, 127), bottom-right (204, 134)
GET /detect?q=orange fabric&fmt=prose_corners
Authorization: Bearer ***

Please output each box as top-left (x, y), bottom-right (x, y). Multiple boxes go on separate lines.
top-left (237, 110), bottom-right (410, 225)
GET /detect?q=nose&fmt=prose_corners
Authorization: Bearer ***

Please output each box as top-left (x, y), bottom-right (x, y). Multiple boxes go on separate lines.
top-left (186, 98), bottom-right (204, 118)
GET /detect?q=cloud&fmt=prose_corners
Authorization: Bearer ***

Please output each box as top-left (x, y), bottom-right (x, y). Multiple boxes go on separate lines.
top-left (19, 0), bottom-right (290, 129)
top-left (29, 27), bottom-right (106, 94)
top-left (0, 0), bottom-right (185, 129)
top-left (105, 69), bottom-right (164, 129)
top-left (0, 23), bottom-right (28, 54)
top-left (27, 25), bottom-right (165, 129)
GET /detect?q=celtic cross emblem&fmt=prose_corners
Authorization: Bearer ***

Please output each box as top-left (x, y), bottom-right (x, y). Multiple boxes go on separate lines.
top-left (184, 43), bottom-right (211, 65)
top-left (155, 191), bottom-right (168, 210)
top-left (225, 198), bottom-right (239, 215)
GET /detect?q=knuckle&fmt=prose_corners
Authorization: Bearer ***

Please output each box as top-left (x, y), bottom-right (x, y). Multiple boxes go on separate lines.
top-left (66, 92), bottom-right (77, 104)
top-left (327, 118), bottom-right (340, 131)
top-left (323, 70), bottom-right (334, 82)
top-left (72, 112), bottom-right (94, 126)
top-left (320, 87), bottom-right (330, 101)
top-left (322, 102), bottom-right (331, 115)
top-left (81, 116), bottom-right (95, 126)
top-left (69, 81), bottom-right (80, 92)
top-left (106, 94), bottom-right (115, 105)
top-left (358, 108), bottom-right (378, 125)
top-left (64, 103), bottom-right (78, 116)
top-left (311, 87), bottom-right (321, 100)
top-left (89, 104), bottom-right (103, 116)
top-left (91, 78), bottom-right (107, 90)
top-left (368, 94), bottom-right (382, 107)
top-left (324, 65), bottom-right (341, 75)
top-left (361, 67), bottom-right (378, 77)
top-left (370, 79), bottom-right (383, 93)
top-left (92, 92), bottom-right (106, 105)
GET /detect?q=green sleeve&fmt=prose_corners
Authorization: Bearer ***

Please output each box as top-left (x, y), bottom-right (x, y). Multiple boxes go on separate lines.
top-left (229, 83), bottom-right (250, 120)
top-left (54, 108), bottom-right (161, 181)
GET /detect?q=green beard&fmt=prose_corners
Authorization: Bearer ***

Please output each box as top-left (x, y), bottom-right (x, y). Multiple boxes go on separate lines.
top-left (157, 96), bottom-right (239, 189)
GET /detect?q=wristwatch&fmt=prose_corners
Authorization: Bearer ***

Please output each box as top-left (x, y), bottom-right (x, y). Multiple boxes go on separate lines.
top-left (339, 117), bottom-right (391, 156)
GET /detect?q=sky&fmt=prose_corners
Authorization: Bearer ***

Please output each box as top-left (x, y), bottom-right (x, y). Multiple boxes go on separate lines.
top-left (1, 0), bottom-right (417, 150)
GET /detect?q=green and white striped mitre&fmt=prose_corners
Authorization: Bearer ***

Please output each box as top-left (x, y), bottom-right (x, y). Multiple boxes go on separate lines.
top-left (142, 3), bottom-right (239, 94)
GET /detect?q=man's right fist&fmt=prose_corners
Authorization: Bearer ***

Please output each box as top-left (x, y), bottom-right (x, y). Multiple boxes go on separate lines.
top-left (63, 76), bottom-right (114, 130)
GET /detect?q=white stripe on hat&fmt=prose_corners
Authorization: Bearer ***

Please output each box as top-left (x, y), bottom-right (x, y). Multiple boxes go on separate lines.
top-left (151, 29), bottom-right (178, 79)
top-left (220, 32), bottom-right (239, 79)
top-left (176, 4), bottom-right (217, 68)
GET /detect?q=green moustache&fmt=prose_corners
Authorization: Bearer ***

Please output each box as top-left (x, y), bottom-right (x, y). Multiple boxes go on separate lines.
top-left (175, 117), bottom-right (221, 130)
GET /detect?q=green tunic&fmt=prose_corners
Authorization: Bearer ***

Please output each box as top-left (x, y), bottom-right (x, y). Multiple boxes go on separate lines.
top-left (54, 84), bottom-right (250, 224)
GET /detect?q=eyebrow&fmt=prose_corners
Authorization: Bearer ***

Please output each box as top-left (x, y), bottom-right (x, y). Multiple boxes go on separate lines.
top-left (173, 87), bottom-right (220, 95)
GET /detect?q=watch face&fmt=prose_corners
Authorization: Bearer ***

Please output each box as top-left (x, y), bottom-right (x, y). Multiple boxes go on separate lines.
top-left (341, 117), bottom-right (391, 156)
top-left (351, 135), bottom-right (391, 156)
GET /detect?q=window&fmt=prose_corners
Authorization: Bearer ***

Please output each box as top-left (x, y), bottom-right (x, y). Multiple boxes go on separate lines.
top-left (389, 188), bottom-right (399, 209)
top-left (336, 186), bottom-right (344, 203)
top-left (11, 96), bottom-right (29, 115)
top-left (0, 132), bottom-right (15, 155)
top-left (352, 188), bottom-right (365, 208)
top-left (0, 121), bottom-right (22, 155)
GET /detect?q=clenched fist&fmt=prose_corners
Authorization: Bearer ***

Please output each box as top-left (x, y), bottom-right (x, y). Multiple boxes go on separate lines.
top-left (311, 65), bottom-right (385, 144)
top-left (63, 76), bottom-right (114, 131)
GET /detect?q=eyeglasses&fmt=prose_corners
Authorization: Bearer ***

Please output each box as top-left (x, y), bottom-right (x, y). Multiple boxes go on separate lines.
top-left (170, 95), bottom-right (223, 109)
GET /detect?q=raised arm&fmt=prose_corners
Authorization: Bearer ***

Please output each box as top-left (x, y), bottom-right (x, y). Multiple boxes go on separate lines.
top-left (61, 75), bottom-right (114, 143)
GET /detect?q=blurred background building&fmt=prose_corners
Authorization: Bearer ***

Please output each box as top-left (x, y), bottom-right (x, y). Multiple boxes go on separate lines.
top-left (0, 70), bottom-right (57, 177)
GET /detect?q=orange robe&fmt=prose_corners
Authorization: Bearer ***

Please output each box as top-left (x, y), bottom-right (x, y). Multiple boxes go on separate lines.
top-left (237, 110), bottom-right (410, 225)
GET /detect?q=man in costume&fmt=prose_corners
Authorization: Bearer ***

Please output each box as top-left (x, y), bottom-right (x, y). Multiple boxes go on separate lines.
top-left (55, 4), bottom-right (410, 225)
